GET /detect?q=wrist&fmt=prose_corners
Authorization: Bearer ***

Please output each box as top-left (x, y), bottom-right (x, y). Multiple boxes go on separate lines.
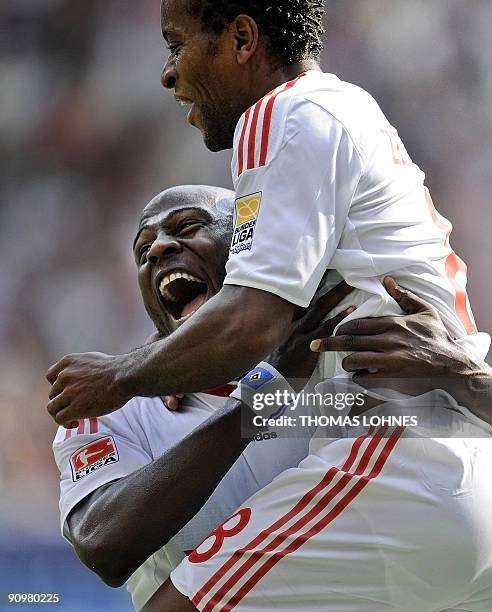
top-left (230, 361), bottom-right (295, 417)
top-left (113, 352), bottom-right (140, 400)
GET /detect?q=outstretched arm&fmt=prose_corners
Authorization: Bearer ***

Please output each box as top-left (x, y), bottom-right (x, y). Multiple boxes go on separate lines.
top-left (47, 286), bottom-right (295, 428)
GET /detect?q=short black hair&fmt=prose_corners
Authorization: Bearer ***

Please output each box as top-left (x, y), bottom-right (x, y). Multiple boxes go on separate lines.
top-left (188, 1), bottom-right (325, 65)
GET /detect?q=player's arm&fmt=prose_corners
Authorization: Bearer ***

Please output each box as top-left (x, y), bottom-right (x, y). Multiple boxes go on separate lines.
top-left (47, 286), bottom-right (295, 428)
top-left (67, 288), bottom-right (354, 586)
top-left (67, 397), bottom-right (251, 587)
top-left (46, 103), bottom-right (362, 428)
top-left (313, 276), bottom-right (492, 425)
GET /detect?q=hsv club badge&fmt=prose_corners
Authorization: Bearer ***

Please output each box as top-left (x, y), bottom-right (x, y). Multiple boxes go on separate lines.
top-left (70, 436), bottom-right (119, 482)
top-left (230, 192), bottom-right (262, 254)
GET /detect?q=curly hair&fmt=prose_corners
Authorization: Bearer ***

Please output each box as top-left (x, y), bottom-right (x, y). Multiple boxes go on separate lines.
top-left (187, 0), bottom-right (325, 65)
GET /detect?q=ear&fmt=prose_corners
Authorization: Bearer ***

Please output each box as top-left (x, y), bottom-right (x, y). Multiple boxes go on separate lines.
top-left (230, 14), bottom-right (259, 65)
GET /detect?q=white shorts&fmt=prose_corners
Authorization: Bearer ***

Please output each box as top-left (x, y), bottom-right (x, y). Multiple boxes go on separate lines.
top-left (171, 426), bottom-right (492, 611)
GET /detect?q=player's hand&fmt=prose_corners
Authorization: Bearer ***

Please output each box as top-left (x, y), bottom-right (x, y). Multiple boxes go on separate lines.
top-left (311, 276), bottom-right (481, 394)
top-left (46, 352), bottom-right (130, 428)
top-left (163, 394), bottom-right (184, 411)
top-left (269, 281), bottom-right (355, 383)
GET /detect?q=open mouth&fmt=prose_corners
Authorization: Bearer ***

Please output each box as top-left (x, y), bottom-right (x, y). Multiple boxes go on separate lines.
top-left (175, 96), bottom-right (196, 125)
top-left (158, 271), bottom-right (208, 322)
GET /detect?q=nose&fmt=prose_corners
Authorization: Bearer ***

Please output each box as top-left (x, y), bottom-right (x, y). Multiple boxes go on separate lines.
top-left (147, 233), bottom-right (182, 264)
top-left (161, 55), bottom-right (177, 90)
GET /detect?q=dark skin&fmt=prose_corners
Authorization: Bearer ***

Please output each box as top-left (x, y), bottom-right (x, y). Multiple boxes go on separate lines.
top-left (45, 1), bottom-right (491, 430)
top-left (160, 0), bottom-right (320, 151)
top-left (66, 185), bottom-right (355, 587)
top-left (45, 1), bottom-right (322, 428)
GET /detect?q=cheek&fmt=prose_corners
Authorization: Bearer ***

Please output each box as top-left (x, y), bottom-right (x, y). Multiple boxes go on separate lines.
top-left (137, 266), bottom-right (153, 298)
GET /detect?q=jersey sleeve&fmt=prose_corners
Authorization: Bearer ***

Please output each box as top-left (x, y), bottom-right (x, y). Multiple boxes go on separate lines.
top-left (52, 400), bottom-right (152, 540)
top-left (226, 97), bottom-right (365, 307)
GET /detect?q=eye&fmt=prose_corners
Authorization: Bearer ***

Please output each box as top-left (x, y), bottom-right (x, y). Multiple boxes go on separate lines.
top-left (177, 220), bottom-right (204, 236)
top-left (137, 244), bottom-right (151, 264)
top-left (167, 42), bottom-right (182, 56)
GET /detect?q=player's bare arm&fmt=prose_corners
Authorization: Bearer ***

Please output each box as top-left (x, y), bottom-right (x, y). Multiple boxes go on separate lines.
top-left (47, 285), bottom-right (295, 427)
top-left (313, 276), bottom-right (492, 425)
top-left (65, 283), bottom-right (354, 586)
top-left (45, 0), bottom-right (325, 428)
top-left (68, 395), bottom-right (250, 587)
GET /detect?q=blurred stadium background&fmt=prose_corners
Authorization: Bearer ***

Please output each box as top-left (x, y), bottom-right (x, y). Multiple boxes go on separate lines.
top-left (0, 1), bottom-right (491, 610)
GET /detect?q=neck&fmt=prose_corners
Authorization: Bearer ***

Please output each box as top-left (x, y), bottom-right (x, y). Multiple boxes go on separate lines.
top-left (244, 58), bottom-right (321, 109)
top-left (275, 58), bottom-right (321, 84)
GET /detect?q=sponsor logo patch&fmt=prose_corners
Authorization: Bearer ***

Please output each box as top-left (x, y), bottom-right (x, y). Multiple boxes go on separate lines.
top-left (70, 436), bottom-right (119, 482)
top-left (230, 192), bottom-right (262, 254)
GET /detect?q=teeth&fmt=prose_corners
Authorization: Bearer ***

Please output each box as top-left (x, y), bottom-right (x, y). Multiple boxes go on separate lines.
top-left (159, 271), bottom-right (202, 297)
top-left (175, 97), bottom-right (193, 107)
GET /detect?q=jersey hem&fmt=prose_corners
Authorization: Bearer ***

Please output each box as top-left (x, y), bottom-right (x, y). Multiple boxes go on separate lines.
top-left (169, 572), bottom-right (194, 602)
top-left (59, 471), bottom-right (132, 542)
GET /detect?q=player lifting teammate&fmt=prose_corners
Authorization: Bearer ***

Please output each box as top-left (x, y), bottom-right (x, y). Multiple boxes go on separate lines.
top-left (47, 1), bottom-right (492, 610)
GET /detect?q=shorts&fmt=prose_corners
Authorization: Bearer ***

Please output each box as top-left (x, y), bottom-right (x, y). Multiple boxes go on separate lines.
top-left (171, 426), bottom-right (492, 611)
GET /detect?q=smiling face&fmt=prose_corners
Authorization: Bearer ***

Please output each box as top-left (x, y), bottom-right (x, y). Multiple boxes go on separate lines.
top-left (134, 186), bottom-right (234, 336)
top-left (160, 0), bottom-right (253, 151)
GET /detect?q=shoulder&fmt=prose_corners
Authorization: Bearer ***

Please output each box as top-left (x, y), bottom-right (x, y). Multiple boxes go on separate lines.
top-left (232, 72), bottom-right (370, 182)
top-left (52, 396), bottom-right (165, 450)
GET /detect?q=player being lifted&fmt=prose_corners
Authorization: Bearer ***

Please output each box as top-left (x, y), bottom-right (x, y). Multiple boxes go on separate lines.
top-left (47, 1), bottom-right (492, 610)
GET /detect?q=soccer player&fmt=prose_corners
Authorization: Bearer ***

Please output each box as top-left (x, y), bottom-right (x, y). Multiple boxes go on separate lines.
top-left (53, 185), bottom-right (353, 610)
top-left (46, 1), bottom-right (492, 610)
top-left (46, 0), bottom-right (488, 425)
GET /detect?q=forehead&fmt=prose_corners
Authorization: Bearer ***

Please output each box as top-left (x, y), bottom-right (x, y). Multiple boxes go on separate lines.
top-left (161, 0), bottom-right (197, 36)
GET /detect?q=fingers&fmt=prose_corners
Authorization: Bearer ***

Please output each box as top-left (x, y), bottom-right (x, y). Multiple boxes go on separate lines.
top-left (48, 377), bottom-right (64, 400)
top-left (47, 392), bottom-right (72, 425)
top-left (300, 282), bottom-right (354, 333)
top-left (383, 276), bottom-right (433, 315)
top-left (165, 396), bottom-right (179, 410)
top-left (309, 307), bottom-right (356, 351)
top-left (311, 330), bottom-right (389, 354)
top-left (46, 358), bottom-right (66, 384)
top-left (335, 316), bottom-right (398, 338)
top-left (341, 352), bottom-right (391, 372)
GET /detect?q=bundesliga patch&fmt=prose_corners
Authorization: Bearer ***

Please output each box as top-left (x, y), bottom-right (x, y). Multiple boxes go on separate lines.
top-left (230, 192), bottom-right (262, 254)
top-left (243, 367), bottom-right (274, 390)
top-left (70, 436), bottom-right (119, 482)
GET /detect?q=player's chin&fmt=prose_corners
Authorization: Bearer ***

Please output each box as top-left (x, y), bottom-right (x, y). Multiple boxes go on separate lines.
top-left (203, 132), bottom-right (224, 152)
top-left (201, 121), bottom-right (231, 152)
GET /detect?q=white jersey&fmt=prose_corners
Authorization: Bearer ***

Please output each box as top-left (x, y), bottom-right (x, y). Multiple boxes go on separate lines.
top-left (53, 390), bottom-right (310, 610)
top-left (172, 424), bottom-right (492, 611)
top-left (226, 70), bottom-right (490, 376)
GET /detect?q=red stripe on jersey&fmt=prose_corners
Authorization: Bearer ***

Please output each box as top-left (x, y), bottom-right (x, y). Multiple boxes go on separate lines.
top-left (258, 73), bottom-right (304, 168)
top-left (64, 428), bottom-right (72, 440)
top-left (204, 384), bottom-right (238, 398)
top-left (77, 420), bottom-right (85, 435)
top-left (237, 73), bottom-right (305, 178)
top-left (425, 188), bottom-right (477, 334)
top-left (89, 417), bottom-right (98, 434)
top-left (246, 99), bottom-right (264, 170)
top-left (445, 254), bottom-right (477, 334)
top-left (192, 426), bottom-right (377, 608)
top-left (237, 108), bottom-right (252, 177)
top-left (203, 428), bottom-right (390, 611)
top-left (219, 428), bottom-right (404, 611)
